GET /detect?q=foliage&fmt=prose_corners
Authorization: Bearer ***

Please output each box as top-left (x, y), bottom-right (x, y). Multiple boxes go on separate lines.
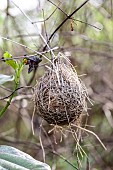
top-left (0, 0), bottom-right (113, 169)
top-left (0, 145), bottom-right (51, 170)
top-left (0, 51), bottom-right (25, 117)
top-left (0, 74), bottom-right (14, 85)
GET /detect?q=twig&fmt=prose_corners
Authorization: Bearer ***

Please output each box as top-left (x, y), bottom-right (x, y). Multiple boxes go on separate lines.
top-left (42, 9), bottom-right (48, 42)
top-left (0, 83), bottom-right (18, 117)
top-left (9, 0), bottom-right (57, 85)
top-left (0, 47), bottom-right (58, 62)
top-left (39, 123), bottom-right (46, 163)
top-left (33, 5), bottom-right (58, 23)
top-left (10, 0), bottom-right (55, 57)
top-left (52, 150), bottom-right (79, 170)
top-left (31, 105), bottom-right (35, 136)
top-left (71, 124), bottom-right (107, 150)
top-left (43, 0), bottom-right (90, 51)
top-left (0, 36), bottom-right (52, 63)
top-left (0, 85), bottom-right (13, 92)
top-left (0, 86), bottom-right (32, 100)
top-left (47, 0), bottom-right (101, 30)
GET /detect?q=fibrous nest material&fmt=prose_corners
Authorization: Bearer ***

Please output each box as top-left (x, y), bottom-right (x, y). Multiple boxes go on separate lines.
top-left (34, 54), bottom-right (88, 126)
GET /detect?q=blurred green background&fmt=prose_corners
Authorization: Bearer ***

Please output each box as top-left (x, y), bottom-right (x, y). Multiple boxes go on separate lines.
top-left (0, 0), bottom-right (113, 169)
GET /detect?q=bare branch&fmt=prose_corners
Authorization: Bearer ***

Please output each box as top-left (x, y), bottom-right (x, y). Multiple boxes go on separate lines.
top-left (43, 0), bottom-right (90, 51)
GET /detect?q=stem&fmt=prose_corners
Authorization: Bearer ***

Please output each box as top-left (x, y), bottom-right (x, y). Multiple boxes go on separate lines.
top-left (43, 0), bottom-right (90, 51)
top-left (0, 83), bottom-right (18, 118)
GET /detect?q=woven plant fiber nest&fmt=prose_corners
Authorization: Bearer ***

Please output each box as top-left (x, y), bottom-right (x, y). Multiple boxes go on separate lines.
top-left (34, 54), bottom-right (88, 126)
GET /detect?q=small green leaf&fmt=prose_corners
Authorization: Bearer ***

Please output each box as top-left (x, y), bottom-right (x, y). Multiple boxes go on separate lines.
top-left (3, 51), bottom-right (18, 70)
top-left (0, 74), bottom-right (14, 85)
top-left (0, 145), bottom-right (51, 170)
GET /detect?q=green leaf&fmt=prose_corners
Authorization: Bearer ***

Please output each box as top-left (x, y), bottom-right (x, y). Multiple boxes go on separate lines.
top-left (3, 51), bottom-right (18, 70)
top-left (0, 74), bottom-right (14, 85)
top-left (0, 145), bottom-right (51, 170)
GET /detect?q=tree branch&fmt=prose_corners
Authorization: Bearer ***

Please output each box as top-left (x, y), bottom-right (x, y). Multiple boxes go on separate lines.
top-left (43, 0), bottom-right (90, 51)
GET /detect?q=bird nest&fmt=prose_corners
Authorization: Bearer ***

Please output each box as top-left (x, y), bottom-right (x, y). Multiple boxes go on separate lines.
top-left (34, 54), bottom-right (88, 126)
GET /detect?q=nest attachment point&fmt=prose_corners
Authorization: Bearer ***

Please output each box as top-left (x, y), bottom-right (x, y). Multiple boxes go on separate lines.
top-left (34, 54), bottom-right (88, 126)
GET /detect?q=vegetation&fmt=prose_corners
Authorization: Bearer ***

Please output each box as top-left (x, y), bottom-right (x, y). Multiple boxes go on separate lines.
top-left (0, 0), bottom-right (113, 169)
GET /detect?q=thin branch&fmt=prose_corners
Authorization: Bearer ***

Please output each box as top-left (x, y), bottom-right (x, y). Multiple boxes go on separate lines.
top-left (33, 6), bottom-right (58, 23)
top-left (47, 0), bottom-right (65, 16)
top-left (0, 86), bottom-right (32, 100)
top-left (42, 9), bottom-right (48, 42)
top-left (52, 150), bottom-right (79, 170)
top-left (43, 0), bottom-right (90, 51)
top-left (0, 83), bottom-right (18, 117)
top-left (0, 47), bottom-right (58, 62)
top-left (39, 123), bottom-right (46, 163)
top-left (0, 85), bottom-right (13, 92)
top-left (0, 36), bottom-right (52, 63)
top-left (47, 0), bottom-right (101, 31)
top-left (10, 0), bottom-right (32, 23)
top-left (71, 124), bottom-right (107, 150)
top-left (74, 19), bottom-right (101, 30)
top-left (10, 0), bottom-right (56, 58)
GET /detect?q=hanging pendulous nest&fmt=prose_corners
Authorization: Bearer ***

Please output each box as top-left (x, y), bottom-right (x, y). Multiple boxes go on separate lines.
top-left (34, 54), bottom-right (88, 126)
